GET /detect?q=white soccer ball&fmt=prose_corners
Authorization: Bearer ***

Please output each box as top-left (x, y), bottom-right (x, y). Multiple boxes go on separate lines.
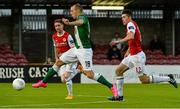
top-left (12, 78), bottom-right (25, 90)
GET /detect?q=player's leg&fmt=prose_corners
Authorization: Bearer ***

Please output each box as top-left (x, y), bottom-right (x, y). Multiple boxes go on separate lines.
top-left (76, 48), bottom-right (118, 97)
top-left (64, 63), bottom-right (79, 100)
top-left (32, 48), bottom-right (77, 88)
top-left (58, 64), bottom-right (67, 83)
top-left (138, 71), bottom-right (177, 88)
top-left (65, 63), bottom-right (80, 82)
top-left (82, 70), bottom-right (119, 97)
top-left (32, 59), bottom-right (64, 88)
top-left (62, 72), bottom-right (74, 99)
top-left (58, 64), bottom-right (73, 99)
top-left (108, 56), bottom-right (130, 101)
top-left (135, 52), bottom-right (177, 88)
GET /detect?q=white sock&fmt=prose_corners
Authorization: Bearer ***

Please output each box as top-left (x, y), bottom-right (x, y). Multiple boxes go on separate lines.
top-left (93, 73), bottom-right (101, 81)
top-left (116, 76), bottom-right (124, 97)
top-left (149, 75), bottom-right (170, 83)
top-left (66, 80), bottom-right (73, 96)
top-left (65, 68), bottom-right (78, 82)
top-left (52, 64), bottom-right (59, 72)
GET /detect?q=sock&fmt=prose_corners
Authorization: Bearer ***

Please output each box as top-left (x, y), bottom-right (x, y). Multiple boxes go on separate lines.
top-left (65, 68), bottom-right (78, 82)
top-left (149, 75), bottom-right (170, 83)
top-left (66, 80), bottom-right (73, 96)
top-left (94, 73), bottom-right (113, 88)
top-left (116, 76), bottom-right (124, 97)
top-left (42, 64), bottom-right (59, 83)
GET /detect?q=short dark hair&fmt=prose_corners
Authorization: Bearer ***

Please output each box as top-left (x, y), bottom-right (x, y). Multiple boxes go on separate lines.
top-left (122, 9), bottom-right (132, 17)
top-left (54, 19), bottom-right (64, 25)
top-left (72, 3), bottom-right (83, 12)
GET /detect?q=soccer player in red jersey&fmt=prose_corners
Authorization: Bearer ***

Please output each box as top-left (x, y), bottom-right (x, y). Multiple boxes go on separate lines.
top-left (33, 19), bottom-right (80, 100)
top-left (108, 9), bottom-right (177, 101)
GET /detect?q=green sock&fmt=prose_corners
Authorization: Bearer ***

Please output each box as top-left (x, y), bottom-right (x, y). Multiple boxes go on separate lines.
top-left (43, 68), bottom-right (57, 83)
top-left (97, 75), bottom-right (113, 88)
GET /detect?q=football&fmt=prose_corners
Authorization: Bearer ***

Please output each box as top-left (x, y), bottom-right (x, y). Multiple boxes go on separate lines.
top-left (12, 78), bottom-right (25, 91)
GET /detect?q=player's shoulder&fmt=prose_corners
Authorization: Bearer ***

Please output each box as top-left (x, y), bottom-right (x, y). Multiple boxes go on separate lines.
top-left (127, 21), bottom-right (136, 30)
top-left (64, 31), bottom-right (70, 36)
top-left (78, 14), bottom-right (86, 18)
top-left (77, 14), bottom-right (88, 22)
top-left (127, 21), bottom-right (135, 27)
top-left (52, 32), bottom-right (57, 38)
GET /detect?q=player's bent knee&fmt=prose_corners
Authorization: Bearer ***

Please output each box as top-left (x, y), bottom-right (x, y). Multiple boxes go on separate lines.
top-left (55, 59), bottom-right (64, 66)
top-left (61, 77), bottom-right (66, 83)
top-left (64, 72), bottom-right (70, 79)
top-left (86, 73), bottom-right (94, 79)
top-left (115, 67), bottom-right (125, 76)
top-left (139, 76), bottom-right (150, 84)
top-left (83, 71), bottom-right (94, 79)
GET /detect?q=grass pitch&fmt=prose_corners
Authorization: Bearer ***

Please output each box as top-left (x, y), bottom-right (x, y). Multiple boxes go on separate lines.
top-left (0, 83), bottom-right (179, 108)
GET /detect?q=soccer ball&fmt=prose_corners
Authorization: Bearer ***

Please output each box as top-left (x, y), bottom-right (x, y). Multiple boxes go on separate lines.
top-left (12, 78), bottom-right (25, 90)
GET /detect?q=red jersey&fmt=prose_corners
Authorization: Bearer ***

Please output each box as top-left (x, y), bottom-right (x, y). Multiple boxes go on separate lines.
top-left (126, 21), bottom-right (142, 55)
top-left (52, 31), bottom-right (72, 54)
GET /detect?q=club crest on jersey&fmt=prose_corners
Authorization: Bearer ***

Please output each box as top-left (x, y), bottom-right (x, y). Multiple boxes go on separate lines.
top-left (63, 38), bottom-right (66, 42)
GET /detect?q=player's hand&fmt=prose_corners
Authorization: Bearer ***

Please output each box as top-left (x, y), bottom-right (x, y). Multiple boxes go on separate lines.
top-left (110, 41), bottom-right (119, 46)
top-left (124, 52), bottom-right (129, 57)
top-left (62, 18), bottom-right (70, 25)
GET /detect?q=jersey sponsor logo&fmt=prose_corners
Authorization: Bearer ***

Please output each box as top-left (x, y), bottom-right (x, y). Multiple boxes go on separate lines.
top-left (55, 42), bottom-right (67, 47)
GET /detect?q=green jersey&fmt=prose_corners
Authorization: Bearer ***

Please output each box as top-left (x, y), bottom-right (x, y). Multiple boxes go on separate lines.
top-left (74, 14), bottom-right (91, 49)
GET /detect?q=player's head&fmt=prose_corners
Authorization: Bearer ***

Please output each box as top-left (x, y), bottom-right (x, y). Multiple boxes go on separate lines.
top-left (54, 19), bottom-right (64, 33)
top-left (114, 32), bottom-right (120, 38)
top-left (70, 3), bottom-right (83, 19)
top-left (121, 9), bottom-right (132, 25)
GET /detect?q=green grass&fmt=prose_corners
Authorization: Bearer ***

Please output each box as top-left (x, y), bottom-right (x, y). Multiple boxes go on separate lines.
top-left (0, 83), bottom-right (179, 108)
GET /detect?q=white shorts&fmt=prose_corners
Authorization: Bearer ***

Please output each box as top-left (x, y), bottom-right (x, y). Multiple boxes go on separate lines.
top-left (58, 62), bottom-right (77, 76)
top-left (122, 51), bottom-right (146, 76)
top-left (60, 48), bottom-right (93, 71)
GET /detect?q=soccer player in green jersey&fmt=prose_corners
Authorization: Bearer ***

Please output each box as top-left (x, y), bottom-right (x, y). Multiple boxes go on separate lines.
top-left (32, 3), bottom-right (118, 98)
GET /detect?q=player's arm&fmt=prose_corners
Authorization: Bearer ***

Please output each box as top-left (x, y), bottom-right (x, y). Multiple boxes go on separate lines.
top-left (62, 18), bottom-right (84, 26)
top-left (68, 19), bottom-right (84, 26)
top-left (118, 32), bottom-right (135, 43)
top-left (53, 39), bottom-right (59, 60)
top-left (67, 34), bottom-right (75, 48)
top-left (124, 47), bottom-right (130, 57)
top-left (110, 32), bottom-right (134, 46)
top-left (110, 22), bottom-right (136, 45)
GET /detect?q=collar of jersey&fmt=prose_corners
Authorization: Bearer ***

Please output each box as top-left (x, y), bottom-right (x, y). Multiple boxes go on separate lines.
top-left (57, 31), bottom-right (65, 37)
top-left (76, 13), bottom-right (84, 19)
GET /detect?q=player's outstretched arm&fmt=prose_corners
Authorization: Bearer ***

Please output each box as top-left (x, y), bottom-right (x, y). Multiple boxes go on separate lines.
top-left (120, 31), bottom-right (135, 43)
top-left (62, 18), bottom-right (84, 26)
top-left (110, 32), bottom-right (134, 46)
top-left (69, 19), bottom-right (84, 26)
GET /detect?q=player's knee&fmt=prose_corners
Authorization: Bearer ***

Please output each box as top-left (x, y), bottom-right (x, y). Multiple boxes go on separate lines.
top-left (61, 77), bottom-right (66, 83)
top-left (139, 76), bottom-right (150, 84)
top-left (115, 67), bottom-right (124, 76)
top-left (83, 71), bottom-right (94, 79)
top-left (55, 59), bottom-right (64, 66)
top-left (64, 72), bottom-right (70, 79)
